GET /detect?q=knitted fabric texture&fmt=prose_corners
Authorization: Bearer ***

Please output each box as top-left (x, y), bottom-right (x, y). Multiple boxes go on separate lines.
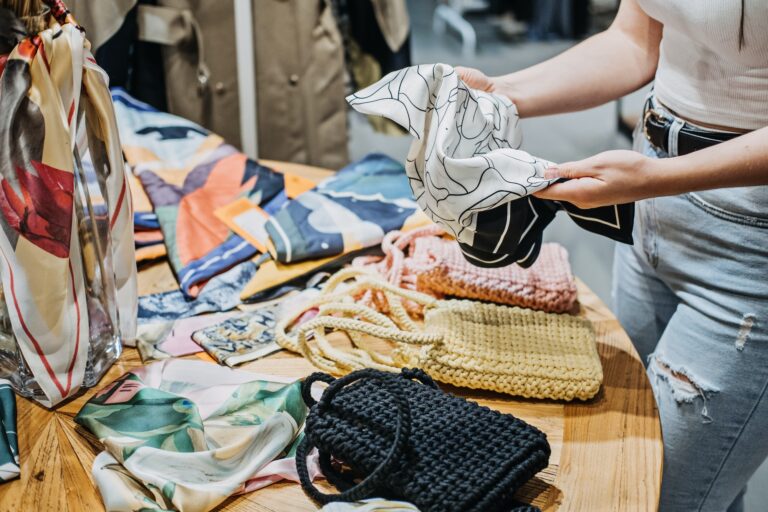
top-left (296, 368), bottom-right (550, 512)
top-left (354, 226), bottom-right (577, 313)
top-left (276, 268), bottom-right (603, 401)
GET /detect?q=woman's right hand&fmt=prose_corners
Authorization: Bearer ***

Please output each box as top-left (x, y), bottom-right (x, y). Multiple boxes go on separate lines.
top-left (455, 66), bottom-right (516, 102)
top-left (455, 66), bottom-right (495, 92)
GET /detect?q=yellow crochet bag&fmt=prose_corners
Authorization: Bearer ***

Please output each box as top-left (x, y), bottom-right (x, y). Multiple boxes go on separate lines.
top-left (276, 268), bottom-right (603, 401)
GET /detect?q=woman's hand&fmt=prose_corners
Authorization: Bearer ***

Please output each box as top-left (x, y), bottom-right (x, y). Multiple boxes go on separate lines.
top-left (455, 66), bottom-right (517, 101)
top-left (533, 150), bottom-right (661, 208)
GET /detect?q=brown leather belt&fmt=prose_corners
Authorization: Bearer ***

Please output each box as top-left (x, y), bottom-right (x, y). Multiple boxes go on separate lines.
top-left (643, 106), bottom-right (742, 156)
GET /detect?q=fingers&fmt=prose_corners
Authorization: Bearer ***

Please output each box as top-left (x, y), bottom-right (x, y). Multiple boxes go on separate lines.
top-left (455, 66), bottom-right (491, 92)
top-left (544, 160), bottom-right (594, 180)
top-left (533, 178), bottom-right (606, 209)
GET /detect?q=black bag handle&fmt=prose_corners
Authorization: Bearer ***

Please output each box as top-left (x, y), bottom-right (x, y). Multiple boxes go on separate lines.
top-left (296, 369), bottom-right (422, 504)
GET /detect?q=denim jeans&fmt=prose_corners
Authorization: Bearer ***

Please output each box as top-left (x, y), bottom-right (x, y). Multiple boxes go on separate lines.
top-left (613, 101), bottom-right (768, 512)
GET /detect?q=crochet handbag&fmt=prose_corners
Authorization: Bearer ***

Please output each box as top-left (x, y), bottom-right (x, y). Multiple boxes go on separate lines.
top-left (354, 226), bottom-right (578, 313)
top-left (295, 368), bottom-right (550, 512)
top-left (276, 268), bottom-right (603, 401)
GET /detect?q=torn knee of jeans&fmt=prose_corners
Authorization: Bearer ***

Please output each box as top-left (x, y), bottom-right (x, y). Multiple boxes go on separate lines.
top-left (649, 355), bottom-right (718, 404)
top-left (735, 313), bottom-right (757, 351)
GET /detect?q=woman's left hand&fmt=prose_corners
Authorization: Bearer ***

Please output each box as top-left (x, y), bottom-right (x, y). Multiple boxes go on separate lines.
top-left (533, 150), bottom-right (660, 208)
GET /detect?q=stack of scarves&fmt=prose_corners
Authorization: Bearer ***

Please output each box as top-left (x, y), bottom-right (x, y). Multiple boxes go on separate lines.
top-left (113, 89), bottom-right (285, 298)
top-left (115, 88), bottom-right (428, 305)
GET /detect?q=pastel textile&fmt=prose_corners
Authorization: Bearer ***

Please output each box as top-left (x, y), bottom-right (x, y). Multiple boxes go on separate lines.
top-left (239, 254), bottom-right (350, 302)
top-left (76, 359), bottom-right (314, 512)
top-left (138, 261), bottom-right (257, 322)
top-left (192, 307), bottom-right (281, 367)
top-left (112, 88), bottom-right (285, 297)
top-left (347, 64), bottom-right (633, 268)
top-left (0, 18), bottom-right (137, 405)
top-left (264, 153), bottom-right (428, 264)
top-left (136, 312), bottom-right (236, 363)
top-left (355, 226), bottom-right (578, 313)
top-left (320, 499), bottom-right (420, 511)
top-left (0, 379), bottom-right (19, 482)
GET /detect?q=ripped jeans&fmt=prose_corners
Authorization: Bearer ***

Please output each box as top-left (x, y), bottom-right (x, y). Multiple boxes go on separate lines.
top-left (613, 112), bottom-right (768, 511)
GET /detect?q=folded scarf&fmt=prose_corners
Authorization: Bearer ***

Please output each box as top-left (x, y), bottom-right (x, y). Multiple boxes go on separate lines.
top-left (112, 88), bottom-right (285, 297)
top-left (264, 153), bottom-right (428, 264)
top-left (0, 380), bottom-right (19, 483)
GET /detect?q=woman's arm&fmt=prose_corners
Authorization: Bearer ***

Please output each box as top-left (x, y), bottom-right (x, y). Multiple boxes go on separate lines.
top-left (533, 127), bottom-right (768, 208)
top-left (458, 0), bottom-right (662, 117)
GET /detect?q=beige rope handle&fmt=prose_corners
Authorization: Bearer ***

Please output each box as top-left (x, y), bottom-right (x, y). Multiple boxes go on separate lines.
top-left (275, 267), bottom-right (443, 374)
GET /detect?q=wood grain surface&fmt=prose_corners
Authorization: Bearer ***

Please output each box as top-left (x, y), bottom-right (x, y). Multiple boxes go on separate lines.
top-left (0, 162), bottom-right (662, 512)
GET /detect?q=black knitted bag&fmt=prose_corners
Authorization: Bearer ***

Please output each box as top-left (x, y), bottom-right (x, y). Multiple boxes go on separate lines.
top-left (296, 368), bottom-right (550, 512)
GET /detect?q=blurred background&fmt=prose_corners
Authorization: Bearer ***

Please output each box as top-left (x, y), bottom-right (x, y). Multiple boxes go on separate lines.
top-left (39, 1), bottom-right (768, 506)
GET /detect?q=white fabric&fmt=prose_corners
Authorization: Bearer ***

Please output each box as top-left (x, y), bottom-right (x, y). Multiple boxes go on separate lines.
top-left (637, 0), bottom-right (768, 131)
top-left (347, 63), bottom-right (555, 248)
top-left (321, 498), bottom-right (420, 511)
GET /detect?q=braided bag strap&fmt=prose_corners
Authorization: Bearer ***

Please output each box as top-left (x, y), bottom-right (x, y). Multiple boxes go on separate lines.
top-left (275, 268), bottom-right (443, 374)
top-left (296, 370), bottom-right (417, 504)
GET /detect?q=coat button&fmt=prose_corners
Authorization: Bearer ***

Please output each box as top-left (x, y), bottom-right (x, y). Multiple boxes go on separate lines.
top-left (214, 82), bottom-right (226, 94)
top-left (289, 74), bottom-right (300, 86)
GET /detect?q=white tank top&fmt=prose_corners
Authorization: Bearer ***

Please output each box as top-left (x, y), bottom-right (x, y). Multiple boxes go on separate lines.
top-left (637, 0), bottom-right (768, 131)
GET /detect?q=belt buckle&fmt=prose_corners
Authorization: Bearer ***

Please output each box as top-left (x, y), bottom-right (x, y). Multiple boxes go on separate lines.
top-left (643, 107), bottom-right (661, 142)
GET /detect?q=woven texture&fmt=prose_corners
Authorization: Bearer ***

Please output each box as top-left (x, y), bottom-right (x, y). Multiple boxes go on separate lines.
top-left (399, 300), bottom-right (602, 400)
top-left (276, 268), bottom-right (603, 400)
top-left (296, 368), bottom-right (550, 512)
top-left (354, 226), bottom-right (578, 313)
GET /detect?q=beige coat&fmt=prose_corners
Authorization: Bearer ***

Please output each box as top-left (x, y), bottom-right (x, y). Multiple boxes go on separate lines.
top-left (153, 0), bottom-right (348, 169)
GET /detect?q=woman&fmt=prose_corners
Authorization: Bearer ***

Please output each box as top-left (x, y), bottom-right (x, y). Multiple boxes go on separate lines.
top-left (458, 1), bottom-right (767, 511)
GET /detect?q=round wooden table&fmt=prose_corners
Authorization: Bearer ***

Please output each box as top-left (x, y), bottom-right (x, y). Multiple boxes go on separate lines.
top-left (0, 161), bottom-right (663, 512)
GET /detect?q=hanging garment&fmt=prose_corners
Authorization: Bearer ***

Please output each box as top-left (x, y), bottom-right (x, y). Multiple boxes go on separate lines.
top-left (138, 261), bottom-right (257, 322)
top-left (296, 368), bottom-right (549, 511)
top-left (135, 311), bottom-right (236, 363)
top-left (347, 63), bottom-right (634, 268)
top-left (277, 268), bottom-right (603, 401)
top-left (67, 0), bottom-right (137, 51)
top-left (76, 359), bottom-right (318, 512)
top-left (112, 88), bottom-right (286, 297)
top-left (332, 0), bottom-right (411, 135)
top-left (0, 12), bottom-right (137, 405)
top-left (354, 226), bottom-right (578, 313)
top-left (192, 306), bottom-right (281, 367)
top-left (144, 0), bottom-right (348, 168)
top-left (265, 153), bottom-right (429, 264)
top-left (0, 379), bottom-right (19, 483)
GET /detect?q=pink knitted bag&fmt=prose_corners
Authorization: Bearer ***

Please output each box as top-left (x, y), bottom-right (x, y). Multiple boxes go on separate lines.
top-left (354, 225), bottom-right (578, 313)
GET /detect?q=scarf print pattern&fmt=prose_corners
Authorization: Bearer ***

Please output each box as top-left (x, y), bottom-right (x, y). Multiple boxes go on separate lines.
top-left (192, 306), bottom-right (281, 367)
top-left (0, 379), bottom-right (19, 482)
top-left (0, 19), bottom-right (136, 405)
top-left (137, 260), bottom-right (257, 322)
top-left (264, 153), bottom-right (427, 264)
top-left (76, 359), bottom-right (317, 512)
top-left (135, 311), bottom-right (237, 363)
top-left (111, 88), bottom-right (286, 298)
top-left (348, 63), bottom-right (633, 268)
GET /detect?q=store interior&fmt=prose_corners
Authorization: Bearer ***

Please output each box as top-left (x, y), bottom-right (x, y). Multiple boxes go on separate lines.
top-left (0, 1), bottom-right (766, 511)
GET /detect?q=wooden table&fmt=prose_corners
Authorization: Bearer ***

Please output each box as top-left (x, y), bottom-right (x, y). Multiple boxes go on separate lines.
top-left (0, 161), bottom-right (663, 512)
